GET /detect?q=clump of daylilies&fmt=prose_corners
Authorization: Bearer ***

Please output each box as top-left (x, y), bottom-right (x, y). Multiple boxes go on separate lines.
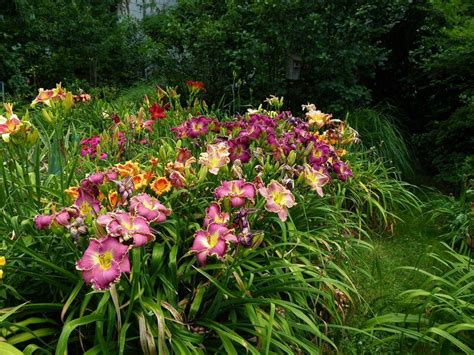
top-left (35, 160), bottom-right (173, 290)
top-left (33, 85), bottom-right (358, 292)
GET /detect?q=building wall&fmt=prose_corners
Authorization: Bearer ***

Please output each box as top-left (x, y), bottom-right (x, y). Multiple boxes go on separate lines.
top-left (119, 0), bottom-right (177, 19)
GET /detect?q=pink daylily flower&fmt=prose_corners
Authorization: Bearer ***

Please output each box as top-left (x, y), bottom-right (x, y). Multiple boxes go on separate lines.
top-left (215, 179), bottom-right (256, 208)
top-left (303, 164), bottom-right (330, 197)
top-left (76, 237), bottom-right (130, 290)
top-left (258, 180), bottom-right (296, 222)
top-left (97, 212), bottom-right (154, 247)
top-left (203, 203), bottom-right (230, 227)
top-left (191, 223), bottom-right (237, 265)
top-left (129, 193), bottom-right (171, 223)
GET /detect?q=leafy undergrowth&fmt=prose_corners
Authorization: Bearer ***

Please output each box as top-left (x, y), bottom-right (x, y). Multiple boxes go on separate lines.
top-left (341, 206), bottom-right (472, 354)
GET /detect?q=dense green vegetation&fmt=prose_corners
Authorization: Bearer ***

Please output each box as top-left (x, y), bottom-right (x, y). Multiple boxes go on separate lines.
top-left (0, 0), bottom-right (472, 353)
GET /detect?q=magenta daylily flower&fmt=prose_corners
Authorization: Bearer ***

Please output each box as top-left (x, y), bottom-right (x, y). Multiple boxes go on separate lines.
top-left (308, 142), bottom-right (331, 167)
top-left (228, 137), bottom-right (251, 163)
top-left (74, 189), bottom-right (101, 216)
top-left (76, 237), bottom-right (130, 290)
top-left (203, 203), bottom-right (230, 227)
top-left (129, 193), bottom-right (171, 223)
top-left (332, 161), bottom-right (353, 181)
top-left (97, 212), bottom-right (154, 247)
top-left (191, 223), bottom-right (237, 265)
top-left (215, 179), bottom-right (256, 208)
top-left (34, 214), bottom-right (55, 229)
top-left (258, 180), bottom-right (296, 222)
top-left (303, 164), bottom-right (330, 197)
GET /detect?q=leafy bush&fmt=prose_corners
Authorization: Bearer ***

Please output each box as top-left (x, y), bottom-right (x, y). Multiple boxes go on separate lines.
top-left (144, 0), bottom-right (409, 113)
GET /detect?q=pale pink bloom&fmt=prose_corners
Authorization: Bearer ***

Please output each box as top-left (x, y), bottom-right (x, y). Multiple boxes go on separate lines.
top-left (258, 180), bottom-right (296, 222)
top-left (303, 164), bottom-right (330, 197)
top-left (76, 237), bottom-right (130, 290)
top-left (199, 142), bottom-right (230, 175)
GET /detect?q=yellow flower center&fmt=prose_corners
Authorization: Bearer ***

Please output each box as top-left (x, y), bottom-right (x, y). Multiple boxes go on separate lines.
top-left (98, 251), bottom-right (113, 270)
top-left (272, 191), bottom-right (285, 206)
top-left (207, 232), bottom-right (220, 248)
top-left (143, 200), bottom-right (154, 210)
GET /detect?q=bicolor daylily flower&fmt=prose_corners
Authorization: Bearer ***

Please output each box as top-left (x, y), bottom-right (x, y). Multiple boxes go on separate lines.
top-left (203, 203), bottom-right (230, 227)
top-left (129, 193), bottom-right (171, 223)
top-left (258, 180), bottom-right (296, 222)
top-left (0, 114), bottom-right (22, 142)
top-left (97, 212), bottom-right (154, 247)
top-left (199, 142), bottom-right (230, 175)
top-left (303, 164), bottom-right (330, 197)
top-left (332, 161), bottom-right (353, 182)
top-left (191, 223), bottom-right (237, 265)
top-left (74, 189), bottom-right (101, 216)
top-left (150, 176), bottom-right (172, 196)
top-left (76, 237), bottom-right (130, 290)
top-left (308, 142), bottom-right (331, 167)
top-left (215, 179), bottom-right (256, 208)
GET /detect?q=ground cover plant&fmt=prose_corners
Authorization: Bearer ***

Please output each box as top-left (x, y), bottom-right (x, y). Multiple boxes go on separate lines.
top-left (0, 81), bottom-right (436, 354)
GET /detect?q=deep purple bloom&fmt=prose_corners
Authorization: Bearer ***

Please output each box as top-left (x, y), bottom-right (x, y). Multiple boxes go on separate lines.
top-left (228, 137), bottom-right (251, 163)
top-left (332, 161), bottom-right (353, 181)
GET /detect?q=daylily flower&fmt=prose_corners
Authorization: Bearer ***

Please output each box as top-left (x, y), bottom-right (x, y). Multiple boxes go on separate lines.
top-left (228, 137), bottom-right (251, 163)
top-left (97, 212), bottom-right (154, 247)
top-left (0, 114), bottom-right (22, 142)
top-left (132, 172), bottom-right (153, 191)
top-left (186, 80), bottom-right (206, 92)
top-left (199, 142), bottom-right (230, 175)
top-left (74, 189), bottom-right (101, 216)
top-left (303, 164), bottom-right (330, 197)
top-left (149, 103), bottom-right (166, 120)
top-left (31, 88), bottom-right (55, 106)
top-left (116, 161), bottom-right (141, 178)
top-left (332, 161), bottom-right (353, 181)
top-left (168, 170), bottom-right (186, 188)
top-left (258, 180), bottom-right (296, 222)
top-left (305, 107), bottom-right (332, 128)
top-left (215, 179), bottom-right (256, 208)
top-left (150, 176), bottom-right (172, 196)
top-left (191, 223), bottom-right (237, 265)
top-left (130, 193), bottom-right (171, 223)
top-left (308, 142), bottom-right (331, 167)
top-left (203, 203), bottom-right (230, 227)
top-left (76, 237), bottom-right (130, 290)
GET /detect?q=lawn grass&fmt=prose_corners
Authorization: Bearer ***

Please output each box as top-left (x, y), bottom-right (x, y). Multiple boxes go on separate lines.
top-left (339, 210), bottom-right (446, 353)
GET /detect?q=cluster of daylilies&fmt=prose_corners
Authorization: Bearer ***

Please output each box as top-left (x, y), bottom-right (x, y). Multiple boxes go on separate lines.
top-left (31, 83), bottom-right (358, 291)
top-left (34, 160), bottom-right (173, 290)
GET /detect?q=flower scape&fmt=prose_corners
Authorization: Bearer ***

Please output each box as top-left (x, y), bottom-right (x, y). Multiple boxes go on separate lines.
top-left (0, 83), bottom-right (374, 353)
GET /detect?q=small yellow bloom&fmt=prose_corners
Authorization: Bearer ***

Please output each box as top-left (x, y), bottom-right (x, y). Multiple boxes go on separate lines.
top-left (0, 256), bottom-right (5, 266)
top-left (0, 269), bottom-right (3, 280)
